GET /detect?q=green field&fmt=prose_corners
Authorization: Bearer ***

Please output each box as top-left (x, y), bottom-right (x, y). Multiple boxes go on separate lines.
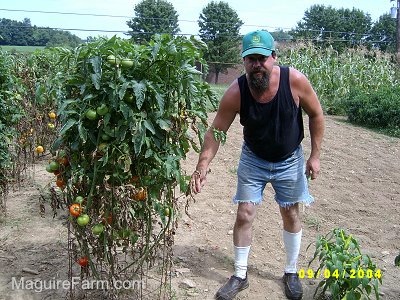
top-left (0, 45), bottom-right (45, 53)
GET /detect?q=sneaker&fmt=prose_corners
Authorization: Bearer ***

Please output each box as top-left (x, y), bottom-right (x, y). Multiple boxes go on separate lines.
top-left (283, 273), bottom-right (303, 300)
top-left (215, 274), bottom-right (249, 300)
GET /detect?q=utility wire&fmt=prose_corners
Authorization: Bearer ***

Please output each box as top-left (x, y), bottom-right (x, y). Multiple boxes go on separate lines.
top-left (0, 24), bottom-right (392, 44)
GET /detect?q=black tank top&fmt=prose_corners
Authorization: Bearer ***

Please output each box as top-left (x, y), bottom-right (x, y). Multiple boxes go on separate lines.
top-left (238, 66), bottom-right (304, 162)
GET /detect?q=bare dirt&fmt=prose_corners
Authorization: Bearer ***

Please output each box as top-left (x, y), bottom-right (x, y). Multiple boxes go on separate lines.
top-left (0, 112), bottom-right (399, 300)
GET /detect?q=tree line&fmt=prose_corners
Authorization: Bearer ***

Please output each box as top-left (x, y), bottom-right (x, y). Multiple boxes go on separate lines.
top-left (0, 18), bottom-right (82, 48)
top-left (1, 0), bottom-right (397, 83)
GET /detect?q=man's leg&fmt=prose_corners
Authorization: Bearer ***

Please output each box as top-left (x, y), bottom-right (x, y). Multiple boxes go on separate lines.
top-left (280, 203), bottom-right (303, 300)
top-left (215, 202), bottom-right (256, 300)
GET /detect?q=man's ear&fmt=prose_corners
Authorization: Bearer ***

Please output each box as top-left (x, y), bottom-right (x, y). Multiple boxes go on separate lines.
top-left (272, 51), bottom-right (277, 59)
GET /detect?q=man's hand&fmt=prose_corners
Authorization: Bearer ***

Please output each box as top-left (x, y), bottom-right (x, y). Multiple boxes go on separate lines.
top-left (190, 169), bottom-right (208, 194)
top-left (306, 157), bottom-right (320, 180)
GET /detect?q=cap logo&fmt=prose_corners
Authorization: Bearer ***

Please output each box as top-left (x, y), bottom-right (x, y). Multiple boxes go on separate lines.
top-left (252, 35), bottom-right (261, 43)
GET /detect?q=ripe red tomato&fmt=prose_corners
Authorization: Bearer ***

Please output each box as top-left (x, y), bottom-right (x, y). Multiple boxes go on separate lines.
top-left (77, 256), bottom-right (88, 267)
top-left (56, 178), bottom-right (66, 189)
top-left (69, 204), bottom-right (82, 217)
top-left (58, 157), bottom-right (69, 167)
top-left (133, 187), bottom-right (147, 201)
top-left (101, 213), bottom-right (112, 225)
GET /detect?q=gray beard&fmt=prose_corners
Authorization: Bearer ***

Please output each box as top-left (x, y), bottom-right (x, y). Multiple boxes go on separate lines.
top-left (248, 72), bottom-right (270, 94)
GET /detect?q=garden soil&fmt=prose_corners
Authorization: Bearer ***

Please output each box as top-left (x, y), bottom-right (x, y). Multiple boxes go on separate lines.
top-left (0, 113), bottom-right (399, 300)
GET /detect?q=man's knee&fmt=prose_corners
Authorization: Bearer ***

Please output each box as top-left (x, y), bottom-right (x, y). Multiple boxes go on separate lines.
top-left (235, 203), bottom-right (257, 226)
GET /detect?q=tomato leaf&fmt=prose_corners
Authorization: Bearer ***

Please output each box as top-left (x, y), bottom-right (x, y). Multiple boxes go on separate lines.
top-left (156, 119), bottom-right (171, 131)
top-left (91, 73), bottom-right (101, 90)
top-left (78, 122), bottom-right (88, 143)
top-left (143, 120), bottom-right (155, 134)
top-left (59, 118), bottom-right (77, 136)
top-left (133, 81), bottom-right (146, 110)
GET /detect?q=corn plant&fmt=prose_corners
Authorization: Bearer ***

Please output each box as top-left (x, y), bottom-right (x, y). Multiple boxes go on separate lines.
top-left (307, 228), bottom-right (382, 300)
top-left (279, 43), bottom-right (399, 115)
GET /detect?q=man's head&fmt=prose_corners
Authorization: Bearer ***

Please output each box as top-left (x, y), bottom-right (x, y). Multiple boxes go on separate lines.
top-left (241, 30), bottom-right (275, 58)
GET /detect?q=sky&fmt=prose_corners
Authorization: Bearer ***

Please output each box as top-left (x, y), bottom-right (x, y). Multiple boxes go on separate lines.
top-left (0, 0), bottom-right (395, 39)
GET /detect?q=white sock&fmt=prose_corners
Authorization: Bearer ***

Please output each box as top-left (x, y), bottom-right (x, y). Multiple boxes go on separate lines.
top-left (234, 245), bottom-right (251, 279)
top-left (283, 229), bottom-right (302, 273)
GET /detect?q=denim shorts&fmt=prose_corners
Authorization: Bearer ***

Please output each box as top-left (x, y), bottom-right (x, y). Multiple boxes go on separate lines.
top-left (233, 143), bottom-right (314, 207)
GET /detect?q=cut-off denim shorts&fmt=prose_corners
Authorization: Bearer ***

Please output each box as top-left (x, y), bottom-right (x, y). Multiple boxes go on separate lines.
top-left (233, 143), bottom-right (314, 208)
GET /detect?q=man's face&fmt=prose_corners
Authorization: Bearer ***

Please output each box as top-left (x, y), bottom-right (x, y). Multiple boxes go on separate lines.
top-left (244, 54), bottom-right (271, 93)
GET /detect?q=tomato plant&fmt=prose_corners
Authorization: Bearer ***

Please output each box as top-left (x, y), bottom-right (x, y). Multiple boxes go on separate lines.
top-left (47, 34), bottom-right (217, 295)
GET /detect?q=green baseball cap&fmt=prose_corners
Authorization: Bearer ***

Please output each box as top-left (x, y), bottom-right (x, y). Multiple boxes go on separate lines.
top-left (241, 30), bottom-right (275, 58)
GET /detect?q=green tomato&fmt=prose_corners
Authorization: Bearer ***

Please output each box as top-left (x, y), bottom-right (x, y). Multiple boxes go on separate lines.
top-left (123, 92), bottom-right (134, 103)
top-left (96, 104), bottom-right (109, 116)
top-left (92, 224), bottom-right (104, 235)
top-left (120, 59), bottom-right (134, 68)
top-left (98, 143), bottom-right (108, 154)
top-left (164, 207), bottom-right (170, 217)
top-left (49, 161), bottom-right (60, 172)
top-left (77, 214), bottom-right (90, 226)
top-left (74, 196), bottom-right (84, 204)
top-left (85, 109), bottom-right (97, 120)
top-left (107, 55), bottom-right (120, 65)
top-left (46, 164), bottom-right (53, 173)
top-left (101, 133), bottom-right (111, 141)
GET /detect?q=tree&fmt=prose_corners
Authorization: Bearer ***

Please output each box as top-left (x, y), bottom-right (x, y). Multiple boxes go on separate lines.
top-left (198, 1), bottom-right (243, 84)
top-left (271, 29), bottom-right (293, 42)
top-left (0, 18), bottom-right (81, 47)
top-left (370, 13), bottom-right (397, 52)
top-left (291, 5), bottom-right (372, 52)
top-left (126, 0), bottom-right (180, 43)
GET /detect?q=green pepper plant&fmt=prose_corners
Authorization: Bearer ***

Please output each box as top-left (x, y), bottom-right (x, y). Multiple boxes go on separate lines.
top-left (307, 228), bottom-right (382, 300)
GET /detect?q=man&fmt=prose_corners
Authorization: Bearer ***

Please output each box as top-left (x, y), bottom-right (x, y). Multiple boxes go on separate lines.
top-left (190, 30), bottom-right (324, 300)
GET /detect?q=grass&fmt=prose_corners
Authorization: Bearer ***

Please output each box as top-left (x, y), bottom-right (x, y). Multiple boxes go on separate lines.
top-left (304, 215), bottom-right (322, 231)
top-left (209, 83), bottom-right (229, 100)
top-left (0, 45), bottom-right (45, 53)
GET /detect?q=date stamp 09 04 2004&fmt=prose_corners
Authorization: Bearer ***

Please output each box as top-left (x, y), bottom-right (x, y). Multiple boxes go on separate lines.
top-left (298, 268), bottom-right (382, 280)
